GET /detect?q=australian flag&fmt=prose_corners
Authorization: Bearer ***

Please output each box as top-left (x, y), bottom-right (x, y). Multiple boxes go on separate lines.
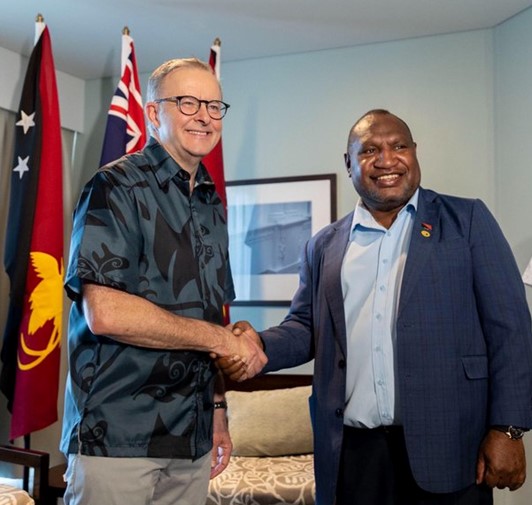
top-left (100, 29), bottom-right (146, 166)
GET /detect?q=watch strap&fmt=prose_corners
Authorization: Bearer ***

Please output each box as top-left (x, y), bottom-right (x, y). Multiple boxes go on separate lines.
top-left (492, 425), bottom-right (528, 440)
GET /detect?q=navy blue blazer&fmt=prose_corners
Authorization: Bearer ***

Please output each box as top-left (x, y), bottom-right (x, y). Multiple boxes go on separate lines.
top-left (261, 187), bottom-right (532, 505)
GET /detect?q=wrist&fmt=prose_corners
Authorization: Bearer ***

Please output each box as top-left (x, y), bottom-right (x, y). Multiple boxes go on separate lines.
top-left (491, 425), bottom-right (528, 440)
top-left (210, 326), bottom-right (231, 357)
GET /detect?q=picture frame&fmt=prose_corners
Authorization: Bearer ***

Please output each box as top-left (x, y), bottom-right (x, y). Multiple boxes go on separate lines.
top-left (226, 174), bottom-right (337, 306)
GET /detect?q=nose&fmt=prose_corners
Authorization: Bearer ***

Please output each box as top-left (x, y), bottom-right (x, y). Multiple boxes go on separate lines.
top-left (194, 102), bottom-right (211, 122)
top-left (375, 147), bottom-right (396, 168)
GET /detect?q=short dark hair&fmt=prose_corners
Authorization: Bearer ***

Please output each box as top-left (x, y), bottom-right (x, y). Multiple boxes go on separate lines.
top-left (347, 109), bottom-right (414, 150)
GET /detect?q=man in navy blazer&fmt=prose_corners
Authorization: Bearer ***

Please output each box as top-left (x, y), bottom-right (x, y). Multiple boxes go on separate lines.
top-left (223, 110), bottom-right (532, 505)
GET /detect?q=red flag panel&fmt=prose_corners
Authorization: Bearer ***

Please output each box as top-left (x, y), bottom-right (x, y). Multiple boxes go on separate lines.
top-left (203, 42), bottom-right (228, 210)
top-left (203, 41), bottom-right (230, 324)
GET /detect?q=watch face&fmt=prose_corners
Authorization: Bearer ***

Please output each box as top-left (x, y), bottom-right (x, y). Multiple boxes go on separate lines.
top-left (508, 426), bottom-right (525, 440)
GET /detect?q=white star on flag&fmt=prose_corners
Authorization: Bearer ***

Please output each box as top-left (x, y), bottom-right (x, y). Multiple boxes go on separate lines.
top-left (16, 110), bottom-right (36, 134)
top-left (13, 155), bottom-right (30, 179)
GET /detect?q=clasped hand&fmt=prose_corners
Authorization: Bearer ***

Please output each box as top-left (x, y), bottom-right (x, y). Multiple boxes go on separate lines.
top-left (212, 320), bottom-right (266, 381)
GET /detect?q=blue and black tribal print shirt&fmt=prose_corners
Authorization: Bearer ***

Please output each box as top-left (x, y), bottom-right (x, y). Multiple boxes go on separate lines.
top-left (61, 137), bottom-right (235, 459)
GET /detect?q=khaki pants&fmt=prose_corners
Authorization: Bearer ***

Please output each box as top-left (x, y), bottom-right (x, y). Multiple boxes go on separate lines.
top-left (63, 452), bottom-right (211, 505)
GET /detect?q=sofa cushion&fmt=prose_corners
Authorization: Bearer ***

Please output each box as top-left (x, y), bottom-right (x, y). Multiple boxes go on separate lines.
top-left (207, 454), bottom-right (315, 505)
top-left (226, 385), bottom-right (313, 456)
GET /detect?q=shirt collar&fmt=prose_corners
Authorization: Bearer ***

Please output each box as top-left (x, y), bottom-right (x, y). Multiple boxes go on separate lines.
top-left (351, 188), bottom-right (419, 232)
top-left (143, 136), bottom-right (215, 190)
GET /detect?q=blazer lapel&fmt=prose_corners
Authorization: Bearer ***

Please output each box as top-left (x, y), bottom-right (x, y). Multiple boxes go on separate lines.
top-left (398, 189), bottom-right (439, 316)
top-left (322, 215), bottom-right (352, 357)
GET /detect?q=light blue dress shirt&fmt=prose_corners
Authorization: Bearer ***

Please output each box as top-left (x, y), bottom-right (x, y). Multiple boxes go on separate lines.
top-left (342, 189), bottom-right (418, 428)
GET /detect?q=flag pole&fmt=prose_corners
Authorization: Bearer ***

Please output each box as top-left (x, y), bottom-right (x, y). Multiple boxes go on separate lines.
top-left (35, 13), bottom-right (45, 45)
top-left (23, 11), bottom-right (45, 457)
top-left (204, 37), bottom-right (229, 323)
top-left (22, 13), bottom-right (46, 457)
top-left (22, 10), bottom-right (46, 467)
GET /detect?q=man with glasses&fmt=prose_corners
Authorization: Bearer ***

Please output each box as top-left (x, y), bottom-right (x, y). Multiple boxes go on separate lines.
top-left (61, 58), bottom-right (266, 505)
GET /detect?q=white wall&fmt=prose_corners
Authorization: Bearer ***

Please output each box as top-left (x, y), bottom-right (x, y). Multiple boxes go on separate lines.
top-left (494, 7), bottom-right (532, 275)
top-left (491, 7), bottom-right (532, 505)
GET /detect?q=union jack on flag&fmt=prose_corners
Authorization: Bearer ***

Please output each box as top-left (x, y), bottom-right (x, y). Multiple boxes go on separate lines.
top-left (100, 28), bottom-right (146, 166)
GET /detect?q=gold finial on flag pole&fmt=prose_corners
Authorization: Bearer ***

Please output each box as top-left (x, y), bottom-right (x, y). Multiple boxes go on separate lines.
top-left (213, 37), bottom-right (221, 47)
top-left (35, 13), bottom-right (45, 45)
top-left (123, 26), bottom-right (130, 36)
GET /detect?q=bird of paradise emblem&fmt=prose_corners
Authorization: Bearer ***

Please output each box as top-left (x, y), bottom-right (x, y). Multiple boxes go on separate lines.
top-left (18, 251), bottom-right (64, 370)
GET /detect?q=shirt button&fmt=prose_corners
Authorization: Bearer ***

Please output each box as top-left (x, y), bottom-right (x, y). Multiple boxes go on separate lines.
top-left (338, 359), bottom-right (346, 369)
top-left (335, 408), bottom-right (344, 418)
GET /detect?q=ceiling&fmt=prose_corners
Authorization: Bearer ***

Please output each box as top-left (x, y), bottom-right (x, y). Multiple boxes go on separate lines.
top-left (2, 0), bottom-right (532, 80)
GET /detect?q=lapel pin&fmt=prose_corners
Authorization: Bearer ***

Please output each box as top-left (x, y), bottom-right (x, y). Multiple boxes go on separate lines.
top-left (421, 222), bottom-right (432, 238)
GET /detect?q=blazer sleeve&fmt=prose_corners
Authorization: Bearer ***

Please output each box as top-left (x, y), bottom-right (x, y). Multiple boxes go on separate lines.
top-left (470, 199), bottom-right (532, 427)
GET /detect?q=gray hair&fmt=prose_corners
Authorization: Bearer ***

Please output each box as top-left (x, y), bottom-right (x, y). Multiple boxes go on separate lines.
top-left (146, 58), bottom-right (217, 102)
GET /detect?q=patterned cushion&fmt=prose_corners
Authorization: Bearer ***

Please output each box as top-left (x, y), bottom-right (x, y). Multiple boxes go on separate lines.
top-left (226, 386), bottom-right (313, 457)
top-left (0, 484), bottom-right (34, 505)
top-left (206, 455), bottom-right (315, 505)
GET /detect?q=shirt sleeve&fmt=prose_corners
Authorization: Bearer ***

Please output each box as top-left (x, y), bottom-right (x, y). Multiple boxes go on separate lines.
top-left (65, 170), bottom-right (141, 300)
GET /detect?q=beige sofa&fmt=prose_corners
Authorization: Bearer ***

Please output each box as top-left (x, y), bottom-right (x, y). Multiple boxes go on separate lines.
top-left (206, 375), bottom-right (315, 505)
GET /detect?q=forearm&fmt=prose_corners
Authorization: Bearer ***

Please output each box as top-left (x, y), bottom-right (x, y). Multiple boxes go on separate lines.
top-left (82, 282), bottom-right (231, 355)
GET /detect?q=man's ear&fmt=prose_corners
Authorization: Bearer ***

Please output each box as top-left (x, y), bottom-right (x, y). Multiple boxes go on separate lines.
top-left (145, 102), bottom-right (159, 129)
top-left (344, 153), bottom-right (351, 174)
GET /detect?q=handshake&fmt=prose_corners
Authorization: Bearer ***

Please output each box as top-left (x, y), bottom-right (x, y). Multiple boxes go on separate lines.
top-left (211, 320), bottom-right (268, 382)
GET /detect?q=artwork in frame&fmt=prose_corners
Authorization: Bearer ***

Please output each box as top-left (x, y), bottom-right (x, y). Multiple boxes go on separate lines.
top-left (226, 174), bottom-right (337, 306)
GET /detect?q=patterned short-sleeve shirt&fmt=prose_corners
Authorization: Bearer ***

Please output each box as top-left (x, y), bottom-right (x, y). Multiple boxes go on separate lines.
top-left (60, 137), bottom-right (235, 459)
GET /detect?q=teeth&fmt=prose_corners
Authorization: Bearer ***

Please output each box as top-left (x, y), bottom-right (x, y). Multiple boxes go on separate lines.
top-left (378, 174), bottom-right (399, 180)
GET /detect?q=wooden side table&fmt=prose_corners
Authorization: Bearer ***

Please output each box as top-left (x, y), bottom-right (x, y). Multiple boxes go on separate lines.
top-left (47, 464), bottom-right (66, 503)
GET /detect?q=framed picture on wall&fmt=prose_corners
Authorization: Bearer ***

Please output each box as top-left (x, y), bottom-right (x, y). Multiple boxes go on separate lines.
top-left (226, 174), bottom-right (337, 306)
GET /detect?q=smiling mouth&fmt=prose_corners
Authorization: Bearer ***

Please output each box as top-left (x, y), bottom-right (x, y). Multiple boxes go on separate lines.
top-left (375, 173), bottom-right (401, 183)
top-left (187, 130), bottom-right (210, 137)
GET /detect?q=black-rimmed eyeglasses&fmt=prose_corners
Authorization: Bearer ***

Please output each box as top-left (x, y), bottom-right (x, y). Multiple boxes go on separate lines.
top-left (153, 95), bottom-right (230, 120)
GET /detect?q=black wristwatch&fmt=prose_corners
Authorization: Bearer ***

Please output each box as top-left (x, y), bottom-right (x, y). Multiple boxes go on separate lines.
top-left (492, 425), bottom-right (528, 440)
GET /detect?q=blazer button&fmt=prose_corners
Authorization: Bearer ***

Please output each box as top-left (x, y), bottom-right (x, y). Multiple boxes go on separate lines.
top-left (335, 408), bottom-right (344, 418)
top-left (338, 359), bottom-right (346, 369)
